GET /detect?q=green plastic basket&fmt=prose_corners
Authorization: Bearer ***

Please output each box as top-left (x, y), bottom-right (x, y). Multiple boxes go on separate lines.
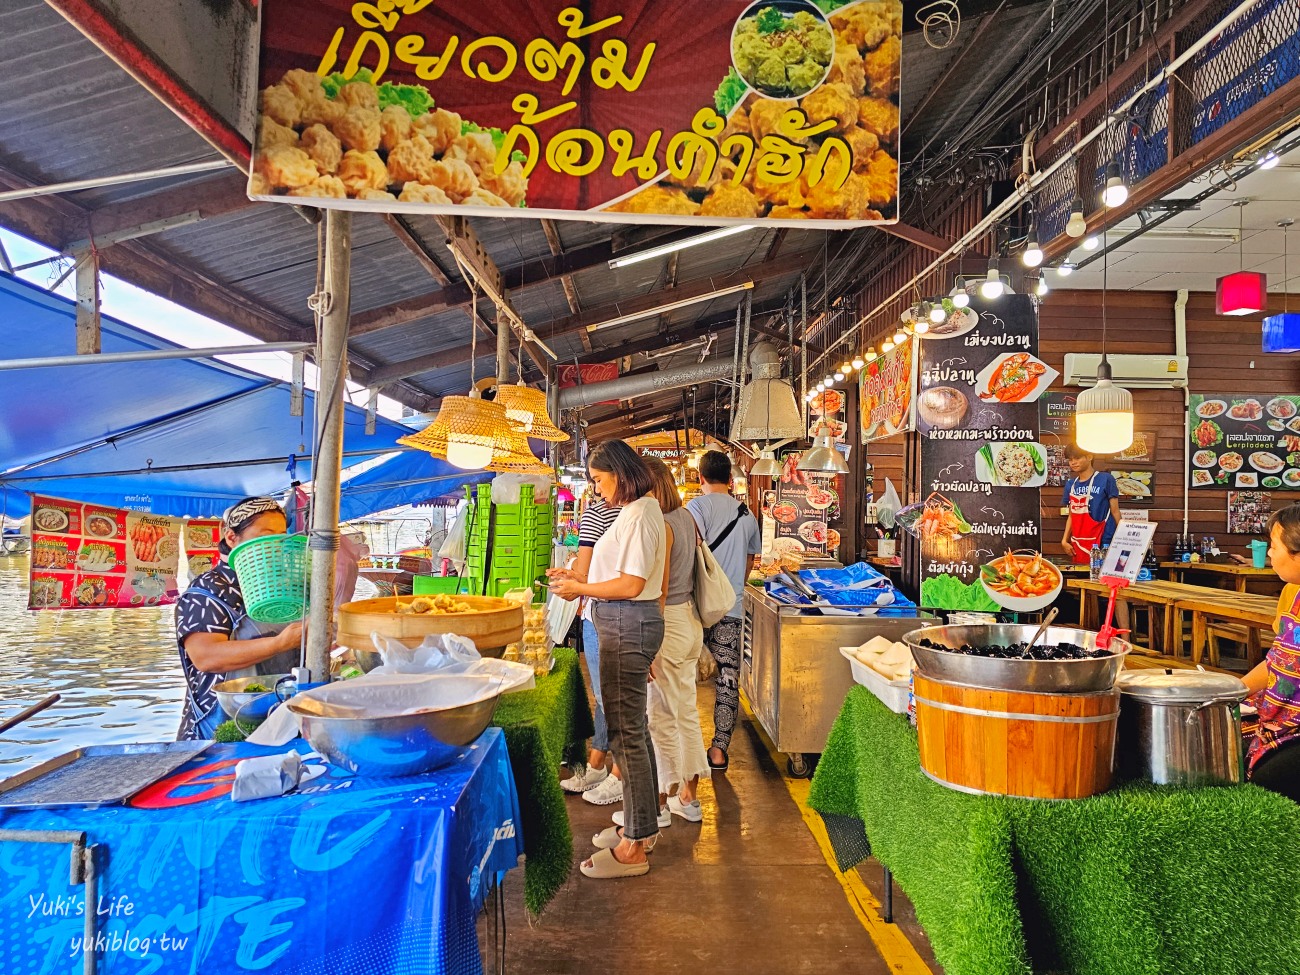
top-left (228, 533), bottom-right (310, 623)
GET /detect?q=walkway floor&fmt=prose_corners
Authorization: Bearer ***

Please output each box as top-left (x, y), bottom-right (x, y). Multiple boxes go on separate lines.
top-left (485, 673), bottom-right (941, 975)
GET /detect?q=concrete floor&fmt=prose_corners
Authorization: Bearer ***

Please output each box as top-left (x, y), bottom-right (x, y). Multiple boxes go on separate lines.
top-left (481, 673), bottom-right (941, 975)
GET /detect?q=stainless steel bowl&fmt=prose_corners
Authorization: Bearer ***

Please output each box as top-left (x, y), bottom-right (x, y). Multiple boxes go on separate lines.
top-left (352, 644), bottom-right (507, 673)
top-left (288, 692), bottom-right (500, 776)
top-left (214, 674), bottom-right (293, 724)
top-left (903, 624), bottom-right (1130, 693)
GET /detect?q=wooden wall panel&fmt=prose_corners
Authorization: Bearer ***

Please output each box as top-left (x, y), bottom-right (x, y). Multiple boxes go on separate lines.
top-left (1037, 290), bottom-right (1300, 559)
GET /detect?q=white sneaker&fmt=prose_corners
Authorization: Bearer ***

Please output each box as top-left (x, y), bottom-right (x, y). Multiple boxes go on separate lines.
top-left (561, 764), bottom-right (609, 794)
top-left (582, 773), bottom-right (624, 805)
top-left (667, 795), bottom-right (703, 823)
top-left (612, 806), bottom-right (671, 829)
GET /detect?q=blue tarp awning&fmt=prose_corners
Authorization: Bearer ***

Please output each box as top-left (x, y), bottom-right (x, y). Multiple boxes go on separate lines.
top-left (0, 272), bottom-right (472, 520)
top-left (338, 450), bottom-right (491, 524)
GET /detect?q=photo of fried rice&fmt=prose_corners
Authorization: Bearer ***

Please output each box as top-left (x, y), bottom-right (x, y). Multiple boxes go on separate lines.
top-left (607, 0), bottom-right (901, 222)
top-left (251, 68), bottom-right (528, 208)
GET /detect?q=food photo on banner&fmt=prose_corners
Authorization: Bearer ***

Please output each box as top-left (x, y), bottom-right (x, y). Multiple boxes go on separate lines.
top-left (905, 295), bottom-right (1043, 611)
top-left (249, 0), bottom-right (902, 225)
top-left (859, 338), bottom-right (916, 442)
top-left (28, 496), bottom-right (184, 611)
top-left (772, 451), bottom-right (842, 557)
top-left (1189, 393), bottom-right (1300, 490)
top-left (1228, 490), bottom-right (1273, 534)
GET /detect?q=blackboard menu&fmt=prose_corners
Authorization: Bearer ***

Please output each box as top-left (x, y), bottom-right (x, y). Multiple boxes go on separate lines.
top-left (772, 451), bottom-right (842, 558)
top-left (1189, 393), bottom-right (1300, 490)
top-left (914, 296), bottom-right (1043, 611)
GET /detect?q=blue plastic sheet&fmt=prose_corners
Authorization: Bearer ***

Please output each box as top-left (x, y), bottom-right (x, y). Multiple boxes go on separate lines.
top-left (766, 562), bottom-right (917, 615)
top-left (0, 730), bottom-right (522, 975)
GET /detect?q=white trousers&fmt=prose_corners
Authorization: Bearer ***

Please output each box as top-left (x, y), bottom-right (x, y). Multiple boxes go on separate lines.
top-left (647, 600), bottom-right (711, 794)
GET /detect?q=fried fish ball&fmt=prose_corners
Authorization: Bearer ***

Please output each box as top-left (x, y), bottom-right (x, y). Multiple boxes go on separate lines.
top-left (700, 181), bottom-right (761, 218)
top-left (722, 105), bottom-right (750, 140)
top-left (289, 175), bottom-right (347, 199)
top-left (299, 123), bottom-right (342, 174)
top-left (338, 80), bottom-right (379, 110)
top-left (260, 84), bottom-right (300, 128)
top-left (299, 90), bottom-right (346, 128)
top-left (864, 35), bottom-right (901, 98)
top-left (334, 106), bottom-right (382, 153)
top-left (248, 173), bottom-right (273, 196)
top-left (787, 59), bottom-right (825, 93)
top-left (338, 149), bottom-right (389, 194)
top-left (379, 105), bottom-right (413, 151)
top-left (769, 205), bottom-right (810, 219)
top-left (357, 188), bottom-right (397, 201)
top-left (749, 97), bottom-right (800, 142)
top-left (258, 115), bottom-right (299, 150)
top-left (412, 107), bottom-right (462, 154)
top-left (396, 600), bottom-right (415, 615)
top-left (255, 145), bottom-right (318, 189)
top-left (864, 149), bottom-right (898, 206)
top-left (479, 159), bottom-right (527, 206)
top-left (464, 188), bottom-right (510, 207)
top-left (857, 97), bottom-right (900, 145)
top-left (834, 7), bottom-right (894, 53)
top-left (827, 47), bottom-right (867, 95)
top-left (801, 82), bottom-right (858, 132)
top-left (425, 158), bottom-right (478, 202)
top-left (387, 134), bottom-right (437, 184)
top-left (445, 131), bottom-right (498, 175)
top-left (607, 185), bottom-right (699, 216)
top-left (409, 597), bottom-right (433, 614)
top-left (805, 171), bottom-right (869, 219)
top-left (398, 182), bottom-right (453, 205)
top-left (281, 68), bottom-right (325, 101)
top-left (844, 125), bottom-right (881, 164)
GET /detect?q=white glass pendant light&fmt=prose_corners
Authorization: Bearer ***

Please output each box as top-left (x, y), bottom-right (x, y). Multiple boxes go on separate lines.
top-left (1065, 196), bottom-right (1087, 238)
top-left (1076, 226), bottom-right (1133, 453)
top-left (980, 257), bottom-right (1005, 299)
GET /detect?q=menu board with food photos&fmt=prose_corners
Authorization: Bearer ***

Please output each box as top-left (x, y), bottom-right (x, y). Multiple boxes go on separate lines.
top-left (771, 452), bottom-right (843, 559)
top-left (1040, 391), bottom-right (1076, 487)
top-left (912, 296), bottom-right (1043, 611)
top-left (859, 340), bottom-right (917, 442)
top-left (1228, 491), bottom-right (1272, 534)
top-left (184, 520), bottom-right (223, 579)
top-left (1189, 394), bottom-right (1300, 490)
top-left (808, 387), bottom-right (847, 440)
top-left (28, 495), bottom-right (183, 610)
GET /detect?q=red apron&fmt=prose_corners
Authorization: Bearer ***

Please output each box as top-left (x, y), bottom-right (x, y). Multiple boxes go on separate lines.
top-left (1068, 473), bottom-right (1106, 564)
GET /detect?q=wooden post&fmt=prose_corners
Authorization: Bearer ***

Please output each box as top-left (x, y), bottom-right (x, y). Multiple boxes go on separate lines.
top-left (305, 210), bottom-right (351, 681)
top-left (73, 246), bottom-right (100, 355)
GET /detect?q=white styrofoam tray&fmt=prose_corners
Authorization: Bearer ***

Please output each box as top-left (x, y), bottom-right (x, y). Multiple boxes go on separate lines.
top-left (839, 646), bottom-right (910, 714)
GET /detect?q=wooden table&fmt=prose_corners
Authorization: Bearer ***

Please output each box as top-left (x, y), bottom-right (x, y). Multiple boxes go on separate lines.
top-left (1178, 592), bottom-right (1278, 666)
top-left (1160, 561), bottom-right (1282, 595)
top-left (1068, 578), bottom-right (1209, 654)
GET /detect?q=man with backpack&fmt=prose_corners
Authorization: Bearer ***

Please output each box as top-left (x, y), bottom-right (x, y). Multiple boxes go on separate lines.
top-left (686, 451), bottom-right (762, 772)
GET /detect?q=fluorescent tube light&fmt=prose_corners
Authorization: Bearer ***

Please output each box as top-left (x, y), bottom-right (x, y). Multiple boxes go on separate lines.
top-left (608, 226), bottom-right (754, 269)
top-left (586, 281), bottom-right (755, 333)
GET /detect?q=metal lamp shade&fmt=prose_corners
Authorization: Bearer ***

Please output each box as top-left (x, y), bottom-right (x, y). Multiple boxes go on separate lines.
top-left (750, 449), bottom-right (780, 477)
top-left (1216, 271), bottom-right (1266, 316)
top-left (1075, 378), bottom-right (1134, 454)
top-left (798, 432), bottom-right (849, 474)
top-left (731, 341), bottom-right (804, 442)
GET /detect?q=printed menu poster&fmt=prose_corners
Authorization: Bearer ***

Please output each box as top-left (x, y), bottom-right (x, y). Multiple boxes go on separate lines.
top-left (250, 0), bottom-right (902, 226)
top-left (772, 452), bottom-right (842, 558)
top-left (1189, 394), bottom-right (1300, 490)
top-left (184, 520), bottom-right (223, 579)
top-left (1040, 391), bottom-right (1076, 487)
top-left (808, 387), bottom-right (847, 440)
top-left (859, 339), bottom-right (917, 442)
top-left (911, 296), bottom-right (1043, 611)
top-left (1228, 491), bottom-right (1272, 534)
top-left (29, 495), bottom-right (183, 610)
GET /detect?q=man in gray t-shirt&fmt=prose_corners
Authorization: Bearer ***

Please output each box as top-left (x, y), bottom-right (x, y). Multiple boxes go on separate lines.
top-left (686, 451), bottom-right (762, 772)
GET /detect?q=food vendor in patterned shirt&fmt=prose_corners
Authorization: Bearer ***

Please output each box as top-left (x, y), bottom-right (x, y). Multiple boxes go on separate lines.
top-left (1243, 503), bottom-right (1300, 803)
top-left (173, 496), bottom-right (303, 740)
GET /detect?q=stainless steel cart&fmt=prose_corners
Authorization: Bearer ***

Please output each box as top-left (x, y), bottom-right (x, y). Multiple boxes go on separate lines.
top-left (740, 587), bottom-right (933, 777)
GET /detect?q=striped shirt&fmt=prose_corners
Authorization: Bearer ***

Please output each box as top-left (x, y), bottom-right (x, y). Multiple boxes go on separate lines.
top-left (578, 499), bottom-right (621, 548)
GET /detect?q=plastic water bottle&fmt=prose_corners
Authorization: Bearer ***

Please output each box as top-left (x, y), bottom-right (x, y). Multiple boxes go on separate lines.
top-left (1090, 544), bottom-right (1103, 581)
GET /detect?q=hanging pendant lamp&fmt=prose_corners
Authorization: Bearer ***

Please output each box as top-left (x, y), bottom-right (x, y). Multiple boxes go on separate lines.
top-left (749, 446), bottom-right (781, 477)
top-left (1075, 223), bottom-right (1134, 454)
top-left (486, 423), bottom-right (551, 474)
top-left (1264, 219), bottom-right (1300, 352)
top-left (1217, 200), bottom-right (1266, 316)
top-left (798, 421), bottom-right (849, 474)
top-left (731, 341), bottom-right (804, 442)
top-left (398, 391), bottom-right (508, 470)
top-left (495, 382), bottom-right (569, 442)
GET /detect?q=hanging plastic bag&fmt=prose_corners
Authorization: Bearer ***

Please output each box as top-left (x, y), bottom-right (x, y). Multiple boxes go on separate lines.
top-left (438, 503), bottom-right (469, 568)
top-left (877, 478), bottom-right (902, 533)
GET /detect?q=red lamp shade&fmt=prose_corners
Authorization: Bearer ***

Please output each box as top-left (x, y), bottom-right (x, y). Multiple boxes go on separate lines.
top-left (1263, 312), bottom-right (1300, 353)
top-left (1216, 271), bottom-right (1267, 316)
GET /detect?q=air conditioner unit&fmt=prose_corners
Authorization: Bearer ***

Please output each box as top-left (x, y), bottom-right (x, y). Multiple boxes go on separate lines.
top-left (1062, 353), bottom-right (1188, 389)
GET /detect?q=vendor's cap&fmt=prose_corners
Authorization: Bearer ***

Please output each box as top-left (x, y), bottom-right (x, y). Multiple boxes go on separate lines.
top-left (222, 496), bottom-right (284, 533)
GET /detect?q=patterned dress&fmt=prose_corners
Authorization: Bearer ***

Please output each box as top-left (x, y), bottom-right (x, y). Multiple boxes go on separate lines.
top-left (1247, 584), bottom-right (1300, 772)
top-left (173, 564), bottom-right (250, 740)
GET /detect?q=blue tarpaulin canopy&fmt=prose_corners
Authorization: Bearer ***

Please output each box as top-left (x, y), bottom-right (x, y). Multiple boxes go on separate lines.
top-left (0, 273), bottom-right (475, 520)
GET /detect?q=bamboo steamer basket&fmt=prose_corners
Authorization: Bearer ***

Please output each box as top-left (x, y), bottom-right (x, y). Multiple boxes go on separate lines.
top-left (913, 672), bottom-right (1119, 800)
top-left (337, 595), bottom-right (524, 660)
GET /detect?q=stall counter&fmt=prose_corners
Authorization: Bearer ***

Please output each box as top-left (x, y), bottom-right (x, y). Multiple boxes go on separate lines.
top-left (740, 586), bottom-right (934, 775)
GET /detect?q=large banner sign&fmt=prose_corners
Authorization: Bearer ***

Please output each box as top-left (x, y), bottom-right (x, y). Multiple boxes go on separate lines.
top-left (251, 0), bottom-right (902, 225)
top-left (859, 338), bottom-right (915, 442)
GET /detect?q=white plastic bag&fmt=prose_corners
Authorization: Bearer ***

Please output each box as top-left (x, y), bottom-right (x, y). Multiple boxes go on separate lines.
top-left (368, 630), bottom-right (536, 691)
top-left (491, 473), bottom-right (553, 505)
top-left (877, 478), bottom-right (902, 532)
top-left (438, 502), bottom-right (469, 566)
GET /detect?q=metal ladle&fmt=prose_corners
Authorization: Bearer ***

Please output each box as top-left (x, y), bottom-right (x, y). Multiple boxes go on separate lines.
top-left (1022, 607), bottom-right (1060, 657)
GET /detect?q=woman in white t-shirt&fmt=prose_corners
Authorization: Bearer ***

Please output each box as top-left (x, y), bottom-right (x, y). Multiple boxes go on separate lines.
top-left (549, 440), bottom-right (666, 878)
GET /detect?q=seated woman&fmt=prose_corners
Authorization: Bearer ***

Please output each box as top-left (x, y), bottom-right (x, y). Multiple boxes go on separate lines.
top-left (1243, 503), bottom-right (1300, 803)
top-left (174, 496), bottom-right (303, 740)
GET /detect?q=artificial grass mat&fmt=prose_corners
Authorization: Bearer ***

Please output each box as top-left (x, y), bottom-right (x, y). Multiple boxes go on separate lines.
top-left (808, 686), bottom-right (1300, 975)
top-left (491, 646), bottom-right (594, 915)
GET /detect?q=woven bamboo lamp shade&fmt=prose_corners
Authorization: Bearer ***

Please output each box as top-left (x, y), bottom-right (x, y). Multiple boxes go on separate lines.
top-left (487, 425), bottom-right (551, 474)
top-left (398, 394), bottom-right (509, 470)
top-left (495, 383), bottom-right (569, 442)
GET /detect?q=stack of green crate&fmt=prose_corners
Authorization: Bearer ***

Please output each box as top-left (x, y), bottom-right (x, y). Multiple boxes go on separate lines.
top-left (462, 482), bottom-right (555, 598)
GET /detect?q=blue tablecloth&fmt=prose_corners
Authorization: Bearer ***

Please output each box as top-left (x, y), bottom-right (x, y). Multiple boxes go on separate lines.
top-left (0, 728), bottom-right (522, 975)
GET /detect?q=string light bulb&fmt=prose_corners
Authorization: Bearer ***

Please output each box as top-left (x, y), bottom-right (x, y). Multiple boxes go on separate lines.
top-left (1057, 261), bottom-right (1075, 277)
top-left (1021, 222), bottom-right (1043, 268)
top-left (852, 354), bottom-right (865, 370)
top-left (950, 275), bottom-right (970, 308)
top-left (1082, 234), bottom-right (1100, 251)
top-left (1102, 159), bottom-right (1128, 208)
top-left (881, 338), bottom-right (894, 352)
top-left (980, 257), bottom-right (1005, 299)
top-left (929, 302), bottom-right (947, 323)
top-left (1036, 276), bottom-right (1049, 297)
top-left (914, 319), bottom-right (930, 334)
top-left (1066, 196), bottom-right (1087, 238)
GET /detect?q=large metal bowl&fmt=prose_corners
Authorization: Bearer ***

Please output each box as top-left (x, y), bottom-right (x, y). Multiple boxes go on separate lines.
top-left (214, 674), bottom-right (293, 724)
top-left (287, 688), bottom-right (500, 777)
top-left (903, 624), bottom-right (1130, 693)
